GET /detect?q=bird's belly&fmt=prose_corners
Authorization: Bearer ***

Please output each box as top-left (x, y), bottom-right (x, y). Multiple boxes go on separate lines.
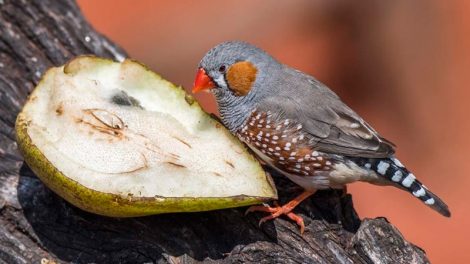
top-left (286, 161), bottom-right (379, 190)
top-left (328, 162), bottom-right (372, 186)
top-left (283, 172), bottom-right (332, 191)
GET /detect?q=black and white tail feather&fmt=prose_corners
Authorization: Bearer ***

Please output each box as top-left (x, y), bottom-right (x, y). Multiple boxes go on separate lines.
top-left (351, 157), bottom-right (451, 217)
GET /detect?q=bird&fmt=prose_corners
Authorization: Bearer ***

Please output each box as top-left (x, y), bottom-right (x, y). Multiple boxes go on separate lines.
top-left (192, 41), bottom-right (450, 233)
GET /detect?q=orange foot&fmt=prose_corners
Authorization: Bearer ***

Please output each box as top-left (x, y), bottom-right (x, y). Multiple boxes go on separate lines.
top-left (246, 190), bottom-right (316, 234)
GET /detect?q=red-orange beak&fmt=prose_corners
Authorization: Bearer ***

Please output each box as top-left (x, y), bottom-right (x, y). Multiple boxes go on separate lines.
top-left (192, 68), bottom-right (216, 93)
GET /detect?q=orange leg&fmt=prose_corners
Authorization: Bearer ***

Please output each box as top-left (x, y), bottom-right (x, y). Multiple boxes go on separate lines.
top-left (246, 190), bottom-right (316, 234)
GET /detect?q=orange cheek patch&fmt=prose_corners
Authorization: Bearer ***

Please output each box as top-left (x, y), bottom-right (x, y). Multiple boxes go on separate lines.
top-left (226, 61), bottom-right (258, 96)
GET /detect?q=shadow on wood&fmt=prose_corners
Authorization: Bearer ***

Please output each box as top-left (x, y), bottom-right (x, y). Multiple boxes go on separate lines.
top-left (16, 162), bottom-right (361, 263)
top-left (18, 163), bottom-right (276, 262)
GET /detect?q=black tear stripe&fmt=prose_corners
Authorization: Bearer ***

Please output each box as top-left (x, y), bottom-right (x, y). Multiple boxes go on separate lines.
top-left (348, 156), bottom-right (451, 217)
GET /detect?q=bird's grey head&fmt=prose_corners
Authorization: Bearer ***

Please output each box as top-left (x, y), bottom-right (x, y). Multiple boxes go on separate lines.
top-left (193, 41), bottom-right (280, 132)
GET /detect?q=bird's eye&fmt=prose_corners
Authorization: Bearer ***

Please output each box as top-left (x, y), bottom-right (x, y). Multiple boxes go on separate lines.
top-left (218, 65), bottom-right (226, 73)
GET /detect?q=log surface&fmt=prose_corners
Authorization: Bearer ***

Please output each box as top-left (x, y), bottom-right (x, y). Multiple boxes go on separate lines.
top-left (0, 0), bottom-right (430, 263)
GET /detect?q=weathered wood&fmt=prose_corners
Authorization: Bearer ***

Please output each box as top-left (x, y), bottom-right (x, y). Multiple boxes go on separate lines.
top-left (0, 0), bottom-right (430, 263)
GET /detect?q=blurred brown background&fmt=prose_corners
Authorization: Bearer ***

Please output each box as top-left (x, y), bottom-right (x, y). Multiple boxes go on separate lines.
top-left (77, 1), bottom-right (469, 262)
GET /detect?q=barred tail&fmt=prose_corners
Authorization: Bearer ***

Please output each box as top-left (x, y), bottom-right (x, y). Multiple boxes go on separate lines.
top-left (353, 157), bottom-right (451, 217)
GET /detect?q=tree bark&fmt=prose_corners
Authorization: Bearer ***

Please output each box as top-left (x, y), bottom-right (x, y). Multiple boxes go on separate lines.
top-left (0, 0), bottom-right (430, 263)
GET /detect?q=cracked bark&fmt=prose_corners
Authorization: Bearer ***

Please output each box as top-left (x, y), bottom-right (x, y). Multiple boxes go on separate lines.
top-left (0, 0), bottom-right (430, 263)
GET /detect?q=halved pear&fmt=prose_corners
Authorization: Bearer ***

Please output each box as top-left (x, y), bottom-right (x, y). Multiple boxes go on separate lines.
top-left (15, 56), bottom-right (276, 217)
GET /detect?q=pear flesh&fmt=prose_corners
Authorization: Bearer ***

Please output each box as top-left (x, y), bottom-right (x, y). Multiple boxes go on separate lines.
top-left (15, 56), bottom-right (277, 217)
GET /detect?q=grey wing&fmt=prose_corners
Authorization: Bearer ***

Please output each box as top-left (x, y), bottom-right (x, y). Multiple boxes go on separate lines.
top-left (258, 77), bottom-right (395, 158)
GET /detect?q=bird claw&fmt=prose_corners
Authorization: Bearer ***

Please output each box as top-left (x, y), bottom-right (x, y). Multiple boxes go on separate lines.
top-left (246, 203), bottom-right (306, 234)
top-left (286, 212), bottom-right (305, 234)
top-left (245, 191), bottom-right (315, 235)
